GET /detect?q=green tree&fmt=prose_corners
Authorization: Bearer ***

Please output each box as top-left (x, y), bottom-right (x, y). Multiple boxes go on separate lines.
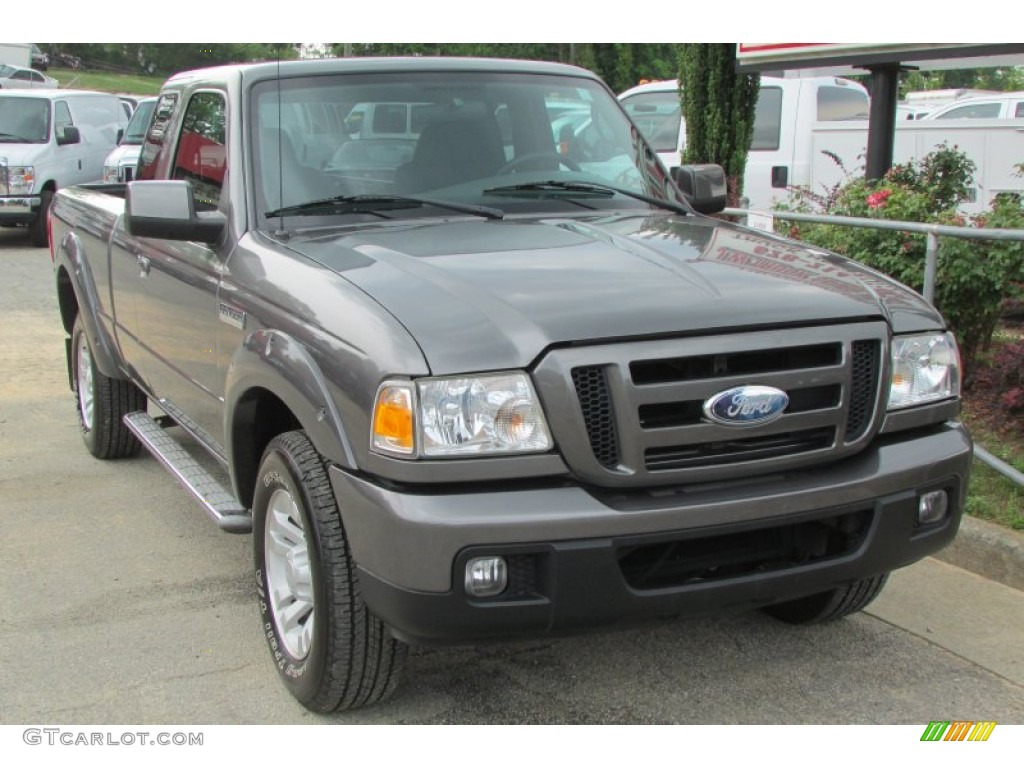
top-left (677, 44), bottom-right (760, 206)
top-left (50, 43), bottom-right (296, 75)
top-left (330, 43), bottom-right (678, 94)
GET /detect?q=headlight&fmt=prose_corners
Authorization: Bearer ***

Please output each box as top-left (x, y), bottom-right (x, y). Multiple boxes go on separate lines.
top-left (5, 165), bottom-right (35, 195)
top-left (888, 333), bottom-right (960, 410)
top-left (371, 372), bottom-right (553, 458)
top-left (103, 165), bottom-right (119, 183)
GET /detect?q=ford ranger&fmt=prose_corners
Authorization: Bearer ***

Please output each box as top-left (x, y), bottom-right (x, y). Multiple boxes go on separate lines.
top-left (49, 57), bottom-right (972, 712)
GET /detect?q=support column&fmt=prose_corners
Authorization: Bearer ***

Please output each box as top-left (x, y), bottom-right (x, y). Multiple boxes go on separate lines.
top-left (865, 63), bottom-right (902, 181)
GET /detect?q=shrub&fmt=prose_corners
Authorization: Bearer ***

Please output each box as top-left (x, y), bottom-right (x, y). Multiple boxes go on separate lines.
top-left (974, 337), bottom-right (1024, 424)
top-left (779, 145), bottom-right (1024, 375)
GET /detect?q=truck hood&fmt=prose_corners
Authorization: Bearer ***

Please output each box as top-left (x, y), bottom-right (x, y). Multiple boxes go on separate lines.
top-left (103, 144), bottom-right (140, 166)
top-left (289, 212), bottom-right (941, 374)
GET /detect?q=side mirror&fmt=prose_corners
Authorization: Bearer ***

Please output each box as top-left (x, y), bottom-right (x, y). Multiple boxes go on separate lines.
top-left (56, 125), bottom-right (80, 146)
top-left (671, 164), bottom-right (727, 215)
top-left (125, 180), bottom-right (225, 244)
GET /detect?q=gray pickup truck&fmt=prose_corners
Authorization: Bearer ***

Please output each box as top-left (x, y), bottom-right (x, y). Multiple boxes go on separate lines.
top-left (50, 57), bottom-right (972, 712)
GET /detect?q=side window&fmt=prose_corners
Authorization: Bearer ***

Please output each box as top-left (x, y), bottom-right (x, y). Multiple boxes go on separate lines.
top-left (54, 101), bottom-right (73, 130)
top-left (936, 103), bottom-right (1001, 119)
top-left (172, 92), bottom-right (227, 211)
top-left (137, 92), bottom-right (179, 181)
top-left (13, 70), bottom-right (31, 81)
top-left (1014, 102), bottom-right (1024, 119)
top-left (751, 87), bottom-right (782, 151)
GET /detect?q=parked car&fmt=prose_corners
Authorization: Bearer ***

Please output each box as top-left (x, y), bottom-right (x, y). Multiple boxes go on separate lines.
top-left (102, 96), bottom-right (157, 182)
top-left (0, 64), bottom-right (58, 89)
top-left (921, 91), bottom-right (1024, 120)
top-left (0, 89), bottom-right (128, 245)
top-left (30, 44), bottom-right (49, 71)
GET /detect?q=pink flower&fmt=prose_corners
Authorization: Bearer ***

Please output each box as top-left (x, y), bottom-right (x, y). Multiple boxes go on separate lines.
top-left (866, 189), bottom-right (892, 210)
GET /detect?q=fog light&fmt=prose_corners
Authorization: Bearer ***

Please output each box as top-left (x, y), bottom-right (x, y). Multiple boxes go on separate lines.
top-left (465, 556), bottom-right (508, 597)
top-left (918, 490), bottom-right (949, 525)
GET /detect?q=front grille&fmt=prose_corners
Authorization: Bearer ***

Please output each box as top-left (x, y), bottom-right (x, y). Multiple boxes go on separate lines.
top-left (630, 343), bottom-right (840, 385)
top-left (571, 366), bottom-right (619, 468)
top-left (122, 165), bottom-right (135, 182)
top-left (538, 323), bottom-right (888, 488)
top-left (846, 340), bottom-right (881, 440)
top-left (645, 427), bottom-right (835, 470)
top-left (618, 509), bottom-right (873, 590)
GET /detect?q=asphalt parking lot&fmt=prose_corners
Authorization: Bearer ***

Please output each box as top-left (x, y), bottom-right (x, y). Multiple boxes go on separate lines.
top-left (1, 226), bottom-right (1022, 725)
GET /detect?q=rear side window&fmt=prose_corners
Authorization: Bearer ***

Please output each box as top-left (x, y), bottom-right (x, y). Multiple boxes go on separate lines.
top-left (935, 102), bottom-right (1001, 119)
top-left (817, 86), bottom-right (869, 121)
top-left (1014, 102), bottom-right (1024, 118)
top-left (171, 91), bottom-right (227, 211)
top-left (751, 86), bottom-right (782, 151)
top-left (619, 91), bottom-right (681, 153)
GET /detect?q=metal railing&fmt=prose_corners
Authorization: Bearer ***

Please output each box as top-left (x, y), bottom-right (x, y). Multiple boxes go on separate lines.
top-left (724, 205), bottom-right (1024, 487)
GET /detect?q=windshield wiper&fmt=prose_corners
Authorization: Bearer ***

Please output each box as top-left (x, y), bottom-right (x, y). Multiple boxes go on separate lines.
top-left (266, 194), bottom-right (504, 221)
top-left (0, 132), bottom-right (32, 142)
top-left (483, 180), bottom-right (691, 216)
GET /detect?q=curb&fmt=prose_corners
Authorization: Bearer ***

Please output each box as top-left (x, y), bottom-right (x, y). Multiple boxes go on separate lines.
top-left (934, 515), bottom-right (1024, 591)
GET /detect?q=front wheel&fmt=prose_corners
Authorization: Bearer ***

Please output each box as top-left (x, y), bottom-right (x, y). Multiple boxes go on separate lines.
top-left (762, 573), bottom-right (890, 625)
top-left (31, 189), bottom-right (52, 248)
top-left (254, 430), bottom-right (407, 712)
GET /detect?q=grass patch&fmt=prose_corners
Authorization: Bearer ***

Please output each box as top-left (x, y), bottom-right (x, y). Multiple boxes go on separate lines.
top-left (965, 461), bottom-right (1024, 530)
top-left (47, 68), bottom-right (164, 95)
top-left (961, 324), bottom-right (1024, 531)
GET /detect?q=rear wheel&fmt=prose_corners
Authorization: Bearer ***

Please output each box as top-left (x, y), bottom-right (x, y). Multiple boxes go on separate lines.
top-left (762, 573), bottom-right (889, 624)
top-left (72, 315), bottom-right (145, 459)
top-left (254, 430), bottom-right (407, 712)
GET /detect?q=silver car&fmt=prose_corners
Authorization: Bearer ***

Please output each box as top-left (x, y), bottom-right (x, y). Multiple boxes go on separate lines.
top-left (0, 64), bottom-right (59, 90)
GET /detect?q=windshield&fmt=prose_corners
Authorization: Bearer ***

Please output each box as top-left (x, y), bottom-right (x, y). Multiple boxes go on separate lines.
top-left (123, 99), bottom-right (157, 145)
top-left (0, 97), bottom-right (50, 143)
top-left (251, 70), bottom-right (676, 225)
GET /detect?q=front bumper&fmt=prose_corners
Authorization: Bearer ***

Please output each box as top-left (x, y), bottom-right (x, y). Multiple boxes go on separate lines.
top-left (0, 195), bottom-right (41, 223)
top-left (330, 422), bottom-right (972, 644)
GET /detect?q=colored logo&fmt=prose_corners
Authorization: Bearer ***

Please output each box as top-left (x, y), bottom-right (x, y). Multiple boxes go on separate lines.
top-left (702, 385), bottom-right (789, 427)
top-left (921, 721), bottom-right (997, 742)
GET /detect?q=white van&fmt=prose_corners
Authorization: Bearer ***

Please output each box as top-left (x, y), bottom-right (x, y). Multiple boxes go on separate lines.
top-left (103, 96), bottom-right (158, 182)
top-left (0, 89), bottom-right (127, 246)
top-left (618, 77), bottom-right (870, 210)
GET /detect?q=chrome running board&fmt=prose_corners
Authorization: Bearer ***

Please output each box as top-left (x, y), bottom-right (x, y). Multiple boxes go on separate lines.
top-left (123, 411), bottom-right (252, 534)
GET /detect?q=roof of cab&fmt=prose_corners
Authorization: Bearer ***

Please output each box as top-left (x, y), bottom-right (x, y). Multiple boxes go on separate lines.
top-left (162, 57), bottom-right (600, 89)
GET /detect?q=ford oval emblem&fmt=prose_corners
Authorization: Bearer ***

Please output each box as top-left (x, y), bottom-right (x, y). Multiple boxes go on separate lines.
top-left (703, 385), bottom-right (789, 427)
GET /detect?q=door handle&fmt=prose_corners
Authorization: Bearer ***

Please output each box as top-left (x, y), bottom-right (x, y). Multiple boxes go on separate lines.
top-left (137, 254), bottom-right (151, 277)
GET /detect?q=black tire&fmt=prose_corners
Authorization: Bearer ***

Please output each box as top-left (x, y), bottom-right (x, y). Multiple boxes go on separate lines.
top-left (71, 315), bottom-right (146, 459)
top-left (254, 430), bottom-right (407, 712)
top-left (762, 573), bottom-right (890, 625)
top-left (31, 189), bottom-right (53, 248)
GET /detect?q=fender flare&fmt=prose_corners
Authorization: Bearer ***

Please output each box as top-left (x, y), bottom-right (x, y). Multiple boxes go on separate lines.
top-left (224, 329), bottom-right (358, 490)
top-left (54, 228), bottom-right (124, 379)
